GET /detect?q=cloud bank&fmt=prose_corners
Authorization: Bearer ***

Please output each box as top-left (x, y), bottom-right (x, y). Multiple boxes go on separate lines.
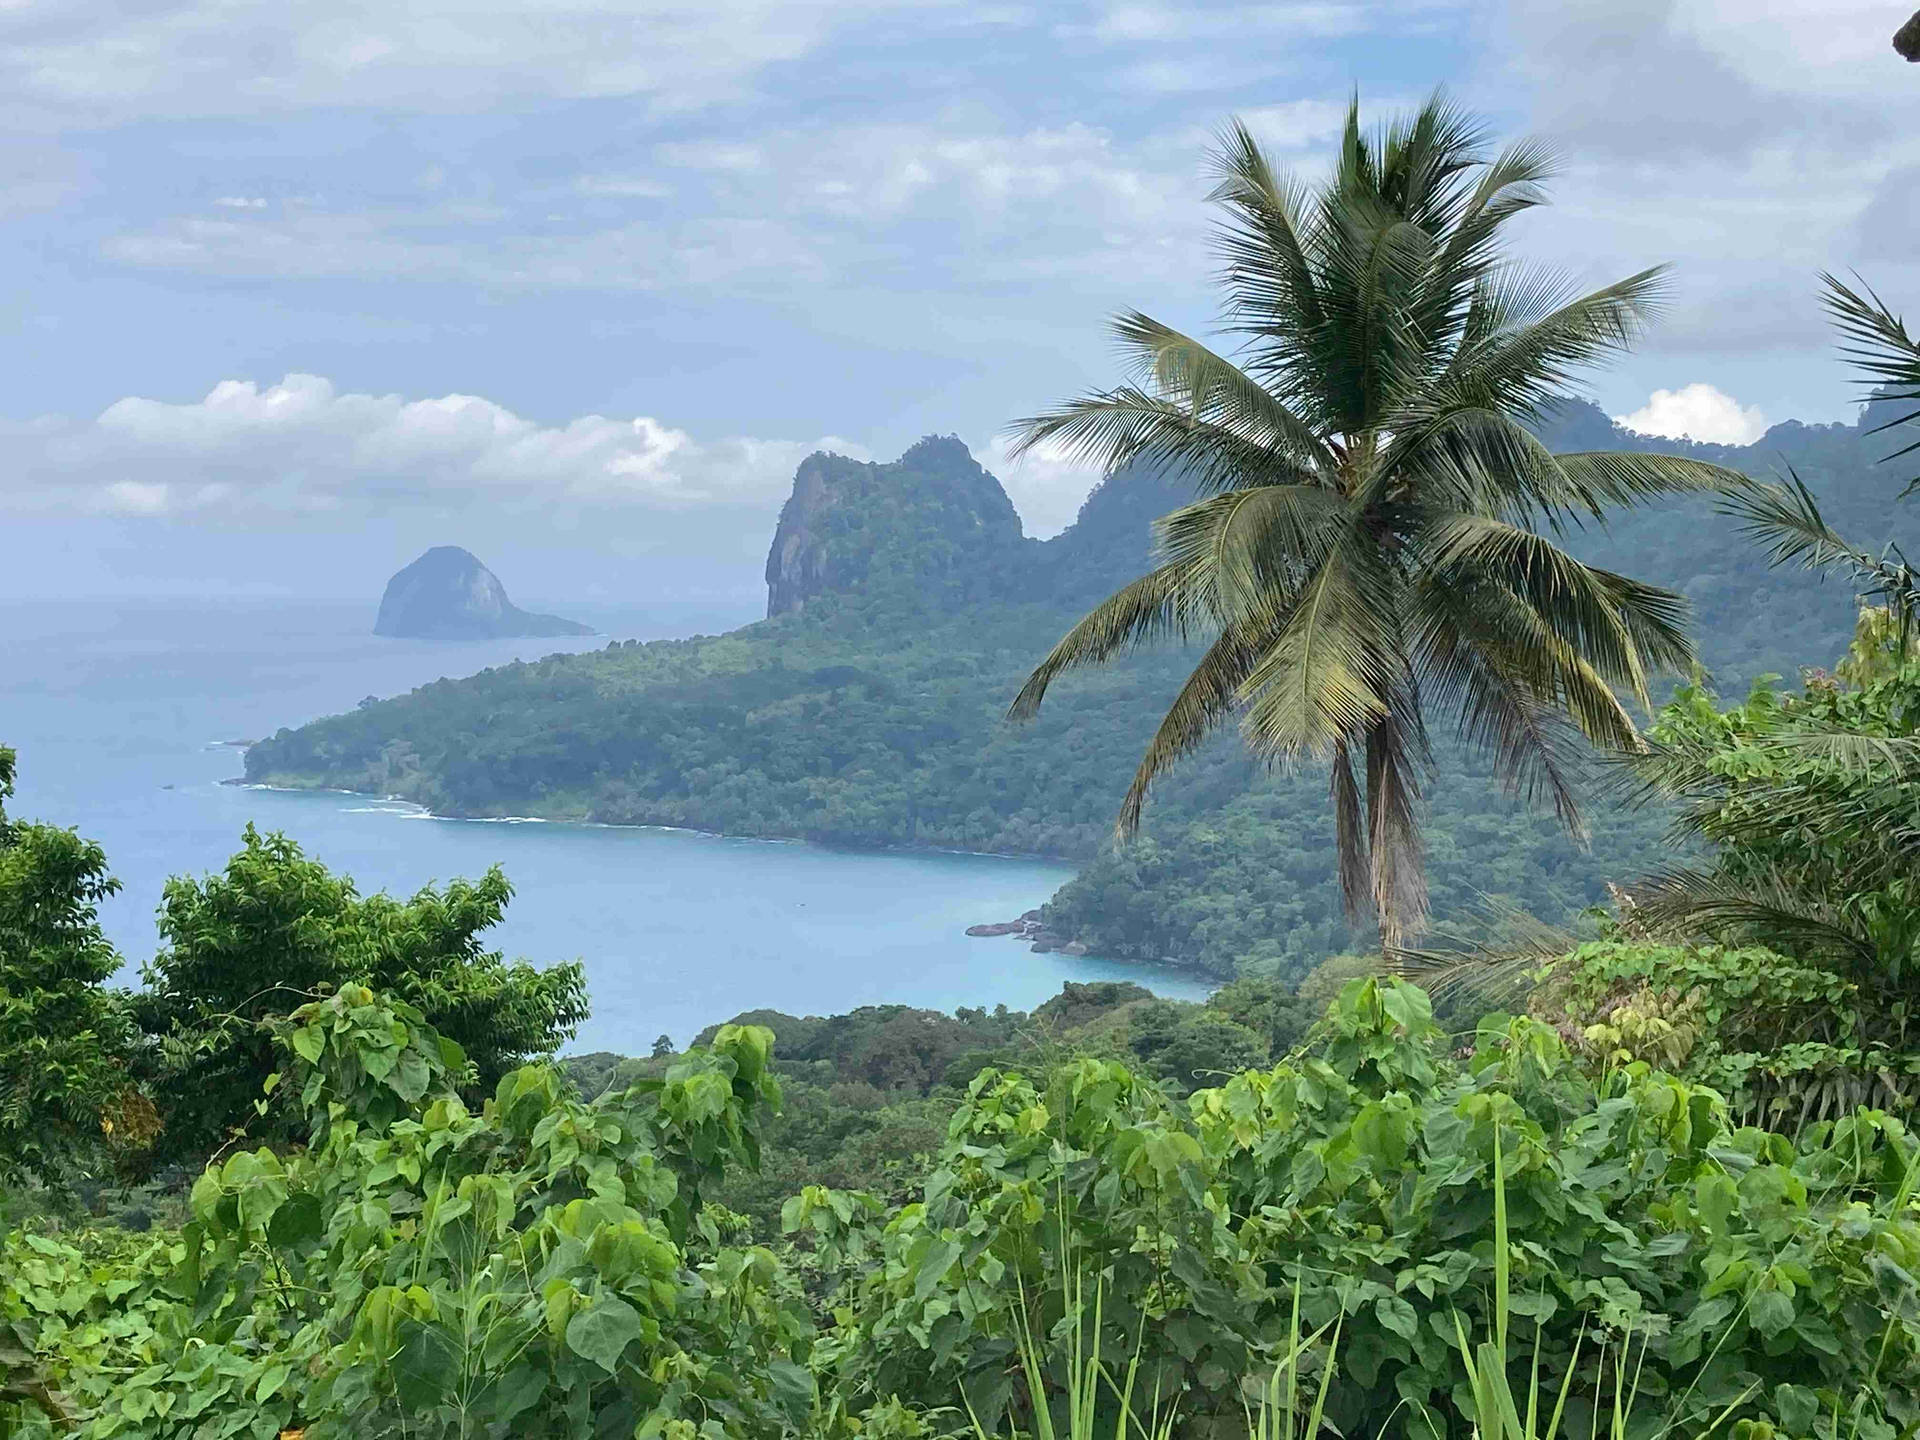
top-left (1614, 383), bottom-right (1767, 446)
top-left (1, 374), bottom-right (867, 526)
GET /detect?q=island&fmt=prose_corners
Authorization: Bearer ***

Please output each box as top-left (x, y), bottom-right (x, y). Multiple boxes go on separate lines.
top-left (372, 546), bottom-right (594, 640)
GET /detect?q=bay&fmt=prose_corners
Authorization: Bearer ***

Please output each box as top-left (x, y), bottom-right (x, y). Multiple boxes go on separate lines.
top-left (0, 597), bottom-right (1211, 1051)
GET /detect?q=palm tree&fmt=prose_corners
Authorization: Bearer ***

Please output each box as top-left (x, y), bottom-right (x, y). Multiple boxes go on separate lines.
top-left (1005, 94), bottom-right (1742, 947)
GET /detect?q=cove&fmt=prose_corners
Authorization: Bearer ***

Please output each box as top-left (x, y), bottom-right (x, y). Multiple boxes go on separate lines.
top-left (1, 597), bottom-right (1212, 1052)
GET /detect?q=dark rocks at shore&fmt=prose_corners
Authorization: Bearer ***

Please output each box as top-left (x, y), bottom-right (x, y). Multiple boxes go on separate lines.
top-left (966, 912), bottom-right (1088, 956)
top-left (965, 921), bottom-right (1029, 937)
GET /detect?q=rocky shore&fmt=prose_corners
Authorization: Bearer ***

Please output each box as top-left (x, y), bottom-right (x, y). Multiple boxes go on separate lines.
top-left (965, 909), bottom-right (1090, 955)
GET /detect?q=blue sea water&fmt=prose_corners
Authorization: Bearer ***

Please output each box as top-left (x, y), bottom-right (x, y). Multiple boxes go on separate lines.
top-left (0, 597), bottom-right (1212, 1051)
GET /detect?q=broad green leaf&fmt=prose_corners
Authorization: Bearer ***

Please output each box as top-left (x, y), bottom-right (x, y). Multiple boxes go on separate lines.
top-left (565, 1295), bottom-right (646, 1373)
top-left (393, 1319), bottom-right (460, 1410)
top-left (1376, 1294), bottom-right (1418, 1341)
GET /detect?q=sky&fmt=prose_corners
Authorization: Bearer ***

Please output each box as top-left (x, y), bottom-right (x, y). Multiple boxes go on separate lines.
top-left (2, 0), bottom-right (1917, 605)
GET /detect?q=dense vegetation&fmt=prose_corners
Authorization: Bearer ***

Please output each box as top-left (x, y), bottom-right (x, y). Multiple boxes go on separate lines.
top-left (241, 407), bottom-right (1913, 980)
top-left (565, 975), bottom-right (1328, 1237)
top-left (135, 826), bottom-right (588, 1163)
top-left (12, 94), bottom-right (1920, 1440)
top-left (0, 750), bottom-right (587, 1178)
top-left (0, 748), bottom-right (141, 1187)
top-left (7, 974), bottom-right (1917, 1438)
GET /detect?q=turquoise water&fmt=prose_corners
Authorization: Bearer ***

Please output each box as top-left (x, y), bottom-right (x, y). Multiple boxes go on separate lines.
top-left (1, 598), bottom-right (1211, 1051)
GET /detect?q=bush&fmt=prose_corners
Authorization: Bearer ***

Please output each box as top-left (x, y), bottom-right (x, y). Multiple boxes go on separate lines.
top-left (1531, 940), bottom-right (1920, 1126)
top-left (135, 826), bottom-right (588, 1161)
top-left (4, 986), bottom-right (809, 1438)
top-left (825, 978), bottom-right (1920, 1440)
top-left (7, 979), bottom-right (1918, 1439)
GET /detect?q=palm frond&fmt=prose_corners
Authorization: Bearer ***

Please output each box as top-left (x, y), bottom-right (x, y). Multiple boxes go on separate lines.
top-left (1409, 141), bottom-right (1559, 360)
top-left (1236, 533), bottom-right (1403, 761)
top-left (1419, 512), bottom-right (1692, 706)
top-left (1109, 313), bottom-right (1341, 478)
top-left (1208, 118), bottom-right (1327, 351)
top-left (1763, 729), bottom-right (1920, 774)
top-left (1389, 898), bottom-right (1576, 1017)
top-left (1538, 451), bottom-right (1743, 511)
top-left (1624, 866), bottom-right (1879, 971)
top-left (1719, 470), bottom-right (1920, 623)
top-left (1409, 577), bottom-right (1594, 834)
top-left (1821, 272), bottom-right (1920, 478)
top-left (1116, 623), bottom-right (1269, 836)
top-left (1440, 268), bottom-right (1667, 416)
top-left (1152, 484), bottom-right (1346, 625)
top-left (1007, 566), bottom-right (1190, 721)
top-left (1007, 386), bottom-right (1321, 497)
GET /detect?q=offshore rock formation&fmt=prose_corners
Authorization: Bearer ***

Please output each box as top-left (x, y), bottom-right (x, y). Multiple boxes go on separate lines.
top-left (373, 547), bottom-right (593, 640)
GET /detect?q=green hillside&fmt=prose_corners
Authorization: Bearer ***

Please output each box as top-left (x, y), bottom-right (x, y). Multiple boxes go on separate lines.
top-left (245, 407), bottom-right (1915, 979)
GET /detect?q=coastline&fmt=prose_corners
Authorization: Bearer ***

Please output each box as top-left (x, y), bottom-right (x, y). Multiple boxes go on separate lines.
top-left (226, 771), bottom-right (1221, 984)
top-left (225, 773), bottom-right (1085, 866)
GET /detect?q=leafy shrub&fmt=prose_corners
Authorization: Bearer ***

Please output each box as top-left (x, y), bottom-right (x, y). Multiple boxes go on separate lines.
top-left (0, 747), bottom-right (140, 1186)
top-left (1531, 941), bottom-right (1920, 1126)
top-left (135, 826), bottom-right (589, 1162)
top-left (822, 978), bottom-right (1920, 1440)
top-left (8, 979), bottom-right (1919, 1440)
top-left (4, 985), bottom-right (811, 1438)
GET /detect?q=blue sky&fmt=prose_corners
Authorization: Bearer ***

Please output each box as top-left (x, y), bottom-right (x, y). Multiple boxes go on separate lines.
top-left (3, 0), bottom-right (1916, 604)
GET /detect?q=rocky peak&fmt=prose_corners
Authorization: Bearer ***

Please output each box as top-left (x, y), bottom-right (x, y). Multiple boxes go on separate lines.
top-left (374, 546), bottom-right (593, 640)
top-left (764, 437), bottom-right (1027, 617)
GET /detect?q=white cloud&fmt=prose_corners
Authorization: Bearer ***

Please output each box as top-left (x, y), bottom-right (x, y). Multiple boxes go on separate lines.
top-left (100, 115), bottom-right (1209, 293)
top-left (1477, 0), bottom-right (1920, 380)
top-left (980, 435), bottom-right (1107, 539)
top-left (1614, 383), bottom-right (1767, 445)
top-left (1233, 99), bottom-right (1349, 153)
top-left (1082, 2), bottom-right (1383, 43)
top-left (0, 0), bottom-right (949, 127)
top-left (100, 206), bottom-right (828, 291)
top-left (1, 374), bottom-right (866, 524)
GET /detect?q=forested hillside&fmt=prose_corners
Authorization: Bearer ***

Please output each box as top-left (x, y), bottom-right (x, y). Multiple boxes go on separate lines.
top-left (246, 405), bottom-right (1915, 979)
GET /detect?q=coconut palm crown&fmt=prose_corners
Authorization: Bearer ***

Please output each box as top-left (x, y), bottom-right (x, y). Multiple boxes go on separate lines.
top-left (1006, 93), bottom-right (1743, 947)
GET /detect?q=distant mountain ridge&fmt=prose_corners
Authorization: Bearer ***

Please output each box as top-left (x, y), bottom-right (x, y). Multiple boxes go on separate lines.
top-left (249, 405), bottom-right (1916, 980)
top-left (375, 546), bottom-right (593, 641)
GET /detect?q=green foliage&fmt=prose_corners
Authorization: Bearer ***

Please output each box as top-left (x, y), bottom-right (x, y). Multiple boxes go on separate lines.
top-left (821, 977), bottom-right (1920, 1440)
top-left (0, 746), bottom-right (141, 1186)
top-left (3, 985), bottom-right (807, 1438)
top-left (1531, 941), bottom-right (1915, 1128)
top-left (599, 986), bottom-right (1254, 1236)
top-left (7, 978), bottom-right (1920, 1438)
top-left (1632, 648), bottom-right (1920, 980)
top-left (135, 825), bottom-right (588, 1162)
top-left (1597, 617), bottom-right (1920, 1127)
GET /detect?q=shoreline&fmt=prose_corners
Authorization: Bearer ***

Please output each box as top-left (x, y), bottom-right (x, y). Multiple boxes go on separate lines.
top-left (225, 773), bottom-right (1087, 867)
top-left (226, 772), bottom-right (1222, 985)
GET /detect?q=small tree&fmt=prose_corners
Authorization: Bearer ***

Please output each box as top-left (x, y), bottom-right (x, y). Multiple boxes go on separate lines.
top-left (0, 746), bottom-right (140, 1184)
top-left (136, 825), bottom-right (588, 1159)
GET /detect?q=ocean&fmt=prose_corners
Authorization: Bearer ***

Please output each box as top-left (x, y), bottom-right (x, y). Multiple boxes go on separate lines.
top-left (0, 596), bottom-right (1211, 1051)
